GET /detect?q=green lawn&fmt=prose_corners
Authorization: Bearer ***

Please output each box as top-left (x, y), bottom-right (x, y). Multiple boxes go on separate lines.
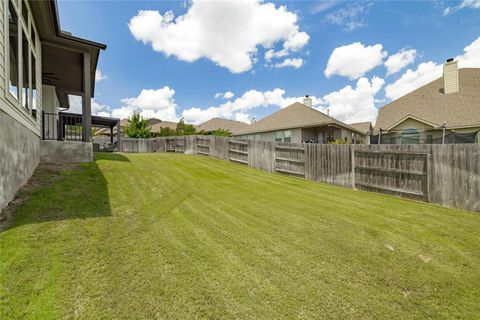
top-left (1, 153), bottom-right (480, 319)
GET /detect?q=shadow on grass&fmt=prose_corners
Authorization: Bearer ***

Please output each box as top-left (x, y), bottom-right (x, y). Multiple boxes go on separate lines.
top-left (0, 157), bottom-right (118, 231)
top-left (95, 152), bottom-right (131, 162)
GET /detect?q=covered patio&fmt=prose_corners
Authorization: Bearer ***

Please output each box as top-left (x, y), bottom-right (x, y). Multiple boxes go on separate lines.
top-left (30, 1), bottom-right (109, 143)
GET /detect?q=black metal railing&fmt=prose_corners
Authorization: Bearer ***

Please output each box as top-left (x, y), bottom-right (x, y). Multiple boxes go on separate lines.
top-left (42, 111), bottom-right (84, 141)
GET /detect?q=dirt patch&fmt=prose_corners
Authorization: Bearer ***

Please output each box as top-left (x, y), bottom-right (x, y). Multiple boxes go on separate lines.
top-left (0, 163), bottom-right (81, 231)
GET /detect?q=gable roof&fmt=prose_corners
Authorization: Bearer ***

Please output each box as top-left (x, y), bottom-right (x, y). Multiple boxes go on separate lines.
top-left (150, 121), bottom-right (178, 132)
top-left (197, 118), bottom-right (250, 135)
top-left (235, 102), bottom-right (365, 135)
top-left (375, 68), bottom-right (480, 132)
top-left (348, 122), bottom-right (372, 134)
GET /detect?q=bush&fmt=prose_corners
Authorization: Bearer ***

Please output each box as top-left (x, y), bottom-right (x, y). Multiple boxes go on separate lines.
top-left (125, 112), bottom-right (151, 138)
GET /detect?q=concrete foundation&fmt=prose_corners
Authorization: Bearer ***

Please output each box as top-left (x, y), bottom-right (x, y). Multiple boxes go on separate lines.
top-left (0, 111), bottom-right (40, 211)
top-left (40, 140), bottom-right (93, 163)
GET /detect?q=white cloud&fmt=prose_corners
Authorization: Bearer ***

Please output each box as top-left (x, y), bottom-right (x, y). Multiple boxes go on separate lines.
top-left (310, 1), bottom-right (338, 14)
top-left (384, 48), bottom-right (417, 75)
top-left (68, 96), bottom-right (110, 116)
top-left (325, 2), bottom-right (372, 31)
top-left (385, 36), bottom-right (480, 100)
top-left (128, 0), bottom-right (309, 73)
top-left (385, 61), bottom-right (442, 100)
top-left (215, 91), bottom-right (235, 99)
top-left (274, 58), bottom-right (304, 69)
top-left (182, 88), bottom-right (322, 124)
top-left (324, 42), bottom-right (387, 80)
top-left (118, 87), bottom-right (178, 121)
top-left (234, 112), bottom-right (251, 124)
top-left (456, 36), bottom-right (480, 67)
top-left (319, 76), bottom-right (384, 123)
top-left (444, 0), bottom-right (480, 15)
top-left (95, 69), bottom-right (107, 82)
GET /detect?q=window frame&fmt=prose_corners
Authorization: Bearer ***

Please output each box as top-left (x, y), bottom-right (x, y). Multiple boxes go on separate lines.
top-left (283, 130), bottom-right (292, 143)
top-left (4, 0), bottom-right (40, 123)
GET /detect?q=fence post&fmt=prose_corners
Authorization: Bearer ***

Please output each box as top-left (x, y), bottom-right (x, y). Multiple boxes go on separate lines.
top-left (351, 144), bottom-right (356, 189)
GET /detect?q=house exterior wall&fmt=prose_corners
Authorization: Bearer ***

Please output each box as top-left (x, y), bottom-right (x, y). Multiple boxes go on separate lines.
top-left (380, 118), bottom-right (480, 144)
top-left (0, 1), bottom-right (43, 210)
top-left (0, 110), bottom-right (40, 210)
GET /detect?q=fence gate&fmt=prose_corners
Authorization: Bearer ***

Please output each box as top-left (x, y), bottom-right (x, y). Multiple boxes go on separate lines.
top-left (354, 149), bottom-right (429, 200)
top-left (274, 144), bottom-right (305, 177)
top-left (228, 140), bottom-right (248, 165)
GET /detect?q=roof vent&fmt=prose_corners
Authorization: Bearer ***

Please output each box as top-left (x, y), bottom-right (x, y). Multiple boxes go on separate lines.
top-left (303, 95), bottom-right (312, 107)
top-left (443, 58), bottom-right (459, 94)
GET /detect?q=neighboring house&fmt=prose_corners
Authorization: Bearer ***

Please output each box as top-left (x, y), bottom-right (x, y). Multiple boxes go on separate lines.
top-left (233, 101), bottom-right (366, 144)
top-left (374, 60), bottom-right (480, 144)
top-left (1, 0), bottom-right (105, 210)
top-left (197, 117), bottom-right (250, 135)
top-left (348, 122), bottom-right (373, 144)
top-left (150, 121), bottom-right (178, 136)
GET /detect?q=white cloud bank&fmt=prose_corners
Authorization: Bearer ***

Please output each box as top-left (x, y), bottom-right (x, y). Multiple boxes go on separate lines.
top-left (128, 0), bottom-right (309, 73)
top-left (385, 36), bottom-right (480, 100)
top-left (384, 48), bottom-right (417, 75)
top-left (182, 89), bottom-right (322, 124)
top-left (324, 42), bottom-right (387, 80)
top-left (319, 76), bottom-right (385, 123)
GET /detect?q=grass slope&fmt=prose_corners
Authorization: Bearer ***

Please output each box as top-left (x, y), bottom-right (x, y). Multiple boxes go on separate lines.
top-left (1, 153), bottom-right (480, 319)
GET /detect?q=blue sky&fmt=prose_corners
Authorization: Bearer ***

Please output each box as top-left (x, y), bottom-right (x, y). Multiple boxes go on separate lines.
top-left (58, 0), bottom-right (480, 124)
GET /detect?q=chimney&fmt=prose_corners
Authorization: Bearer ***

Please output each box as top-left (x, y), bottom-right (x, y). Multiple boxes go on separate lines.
top-left (443, 58), bottom-right (459, 94)
top-left (250, 117), bottom-right (256, 124)
top-left (303, 95), bottom-right (312, 107)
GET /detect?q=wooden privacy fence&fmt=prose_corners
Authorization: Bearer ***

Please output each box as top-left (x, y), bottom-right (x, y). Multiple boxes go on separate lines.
top-left (120, 136), bottom-right (480, 212)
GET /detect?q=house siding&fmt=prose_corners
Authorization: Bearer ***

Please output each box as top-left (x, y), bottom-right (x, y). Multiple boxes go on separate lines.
top-left (0, 1), bottom-right (42, 210)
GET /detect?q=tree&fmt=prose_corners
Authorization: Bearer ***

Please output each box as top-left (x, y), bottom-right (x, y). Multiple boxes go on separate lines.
top-left (158, 127), bottom-right (176, 137)
top-left (125, 112), bottom-right (151, 138)
top-left (176, 118), bottom-right (196, 136)
top-left (210, 129), bottom-right (231, 137)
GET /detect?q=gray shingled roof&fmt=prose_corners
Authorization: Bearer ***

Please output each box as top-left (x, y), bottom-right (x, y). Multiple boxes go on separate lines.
top-left (197, 118), bottom-right (250, 135)
top-left (348, 122), bottom-right (372, 134)
top-left (375, 68), bottom-right (480, 132)
top-left (150, 121), bottom-right (178, 132)
top-left (235, 102), bottom-right (365, 135)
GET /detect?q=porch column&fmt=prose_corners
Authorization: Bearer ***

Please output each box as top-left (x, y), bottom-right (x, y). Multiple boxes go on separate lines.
top-left (110, 126), bottom-right (114, 143)
top-left (82, 52), bottom-right (92, 142)
top-left (117, 121), bottom-right (121, 152)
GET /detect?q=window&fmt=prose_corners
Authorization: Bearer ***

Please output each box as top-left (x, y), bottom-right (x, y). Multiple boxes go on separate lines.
top-left (8, 1), bottom-right (19, 100)
top-left (275, 130), bottom-right (291, 142)
top-left (275, 131), bottom-right (283, 142)
top-left (22, 30), bottom-right (29, 111)
top-left (401, 128), bottom-right (420, 144)
top-left (31, 52), bottom-right (37, 118)
top-left (254, 134), bottom-right (260, 141)
top-left (6, 0), bottom-right (39, 120)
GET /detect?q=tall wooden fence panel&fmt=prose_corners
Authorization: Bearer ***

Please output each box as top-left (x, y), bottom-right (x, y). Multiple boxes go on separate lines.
top-left (209, 136), bottom-right (230, 160)
top-left (428, 144), bottom-right (480, 212)
top-left (114, 136), bottom-right (479, 212)
top-left (196, 136), bottom-right (210, 156)
top-left (274, 143), bottom-right (305, 177)
top-left (305, 144), bottom-right (353, 187)
top-left (354, 145), bottom-right (428, 200)
top-left (248, 140), bottom-right (276, 173)
top-left (228, 140), bottom-right (249, 165)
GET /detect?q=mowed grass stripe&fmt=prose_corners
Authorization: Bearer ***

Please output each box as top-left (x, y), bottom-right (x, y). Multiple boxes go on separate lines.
top-left (1, 152), bottom-right (480, 319)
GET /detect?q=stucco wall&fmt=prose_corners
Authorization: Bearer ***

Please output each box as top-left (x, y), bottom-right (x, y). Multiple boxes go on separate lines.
top-left (40, 141), bottom-right (93, 163)
top-left (0, 110), bottom-right (40, 211)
